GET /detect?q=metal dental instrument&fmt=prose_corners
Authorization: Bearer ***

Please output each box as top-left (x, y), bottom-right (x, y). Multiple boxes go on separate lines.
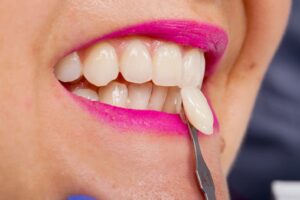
top-left (181, 111), bottom-right (216, 200)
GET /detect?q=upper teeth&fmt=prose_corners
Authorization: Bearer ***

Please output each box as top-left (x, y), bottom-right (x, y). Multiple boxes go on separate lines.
top-left (83, 42), bottom-right (119, 87)
top-left (153, 43), bottom-right (182, 86)
top-left (182, 49), bottom-right (205, 88)
top-left (54, 52), bottom-right (82, 83)
top-left (120, 40), bottom-right (152, 84)
top-left (54, 38), bottom-right (214, 135)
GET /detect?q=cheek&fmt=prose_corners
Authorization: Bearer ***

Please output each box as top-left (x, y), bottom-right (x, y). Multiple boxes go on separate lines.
top-left (203, 1), bottom-right (247, 107)
top-left (220, 1), bottom-right (247, 76)
top-left (207, 1), bottom-right (246, 107)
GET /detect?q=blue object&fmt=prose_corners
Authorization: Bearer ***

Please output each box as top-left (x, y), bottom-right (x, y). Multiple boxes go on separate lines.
top-left (67, 195), bottom-right (96, 200)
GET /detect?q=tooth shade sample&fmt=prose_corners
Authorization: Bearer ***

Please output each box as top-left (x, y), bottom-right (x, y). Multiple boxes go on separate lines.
top-left (163, 87), bottom-right (182, 114)
top-left (120, 40), bottom-right (152, 83)
top-left (181, 87), bottom-right (213, 135)
top-left (72, 88), bottom-right (99, 101)
top-left (181, 49), bottom-right (205, 88)
top-left (54, 52), bottom-right (82, 82)
top-left (127, 82), bottom-right (152, 110)
top-left (148, 85), bottom-right (168, 111)
top-left (98, 81), bottom-right (128, 108)
top-left (153, 43), bottom-right (182, 86)
top-left (83, 43), bottom-right (119, 87)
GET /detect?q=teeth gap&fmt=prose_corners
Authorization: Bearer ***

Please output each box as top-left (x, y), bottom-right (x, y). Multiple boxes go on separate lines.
top-left (54, 37), bottom-right (214, 134)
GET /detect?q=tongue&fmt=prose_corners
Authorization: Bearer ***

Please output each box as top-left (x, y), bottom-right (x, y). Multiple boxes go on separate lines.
top-left (181, 87), bottom-right (214, 135)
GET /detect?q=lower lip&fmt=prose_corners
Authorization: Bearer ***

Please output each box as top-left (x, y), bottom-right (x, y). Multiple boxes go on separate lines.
top-left (71, 93), bottom-right (188, 135)
top-left (66, 20), bottom-right (226, 136)
top-left (70, 92), bottom-right (219, 137)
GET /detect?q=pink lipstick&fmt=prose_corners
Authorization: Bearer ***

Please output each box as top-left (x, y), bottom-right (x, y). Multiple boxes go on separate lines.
top-left (75, 20), bottom-right (228, 76)
top-left (65, 20), bottom-right (228, 136)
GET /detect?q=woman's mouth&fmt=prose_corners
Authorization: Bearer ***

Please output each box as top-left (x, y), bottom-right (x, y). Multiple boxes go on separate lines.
top-left (53, 20), bottom-right (228, 136)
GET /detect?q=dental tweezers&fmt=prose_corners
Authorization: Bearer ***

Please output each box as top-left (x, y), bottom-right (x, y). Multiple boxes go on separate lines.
top-left (181, 111), bottom-right (216, 200)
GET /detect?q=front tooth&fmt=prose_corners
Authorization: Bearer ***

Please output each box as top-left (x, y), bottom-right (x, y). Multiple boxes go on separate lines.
top-left (120, 40), bottom-right (152, 83)
top-left (181, 87), bottom-right (214, 135)
top-left (148, 86), bottom-right (168, 111)
top-left (54, 52), bottom-right (82, 82)
top-left (153, 43), bottom-right (182, 86)
top-left (181, 49), bottom-right (205, 88)
top-left (127, 82), bottom-right (152, 110)
top-left (98, 81), bottom-right (128, 108)
top-left (162, 87), bottom-right (182, 114)
top-left (72, 88), bottom-right (99, 101)
top-left (83, 43), bottom-right (119, 87)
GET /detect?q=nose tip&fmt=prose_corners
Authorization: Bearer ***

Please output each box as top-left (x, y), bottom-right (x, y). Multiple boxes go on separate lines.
top-left (67, 195), bottom-right (96, 200)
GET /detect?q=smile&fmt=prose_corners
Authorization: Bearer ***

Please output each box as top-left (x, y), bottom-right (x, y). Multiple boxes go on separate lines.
top-left (53, 20), bottom-right (228, 136)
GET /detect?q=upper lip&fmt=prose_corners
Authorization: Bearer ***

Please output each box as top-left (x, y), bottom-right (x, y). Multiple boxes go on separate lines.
top-left (63, 19), bottom-right (228, 136)
top-left (69, 19), bottom-right (228, 75)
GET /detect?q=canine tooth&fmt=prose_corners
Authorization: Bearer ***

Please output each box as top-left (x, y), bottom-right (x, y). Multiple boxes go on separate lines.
top-left (153, 44), bottom-right (182, 86)
top-left (54, 52), bottom-right (82, 82)
top-left (120, 40), bottom-right (152, 83)
top-left (148, 86), bottom-right (168, 111)
top-left (162, 87), bottom-right (182, 114)
top-left (127, 82), bottom-right (152, 110)
top-left (72, 88), bottom-right (99, 101)
top-left (181, 87), bottom-right (213, 135)
top-left (98, 81), bottom-right (128, 108)
top-left (83, 43), bottom-right (119, 87)
top-left (181, 49), bottom-right (205, 88)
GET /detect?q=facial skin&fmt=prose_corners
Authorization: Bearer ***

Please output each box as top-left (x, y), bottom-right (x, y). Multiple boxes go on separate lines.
top-left (0, 0), bottom-right (290, 199)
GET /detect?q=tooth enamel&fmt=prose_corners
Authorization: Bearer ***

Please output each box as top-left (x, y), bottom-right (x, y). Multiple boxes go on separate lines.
top-left (148, 85), bottom-right (168, 111)
top-left (153, 43), bottom-right (182, 86)
top-left (83, 43), bottom-right (119, 87)
top-left (181, 87), bottom-right (214, 135)
top-left (162, 87), bottom-right (182, 114)
top-left (54, 52), bottom-right (82, 82)
top-left (98, 81), bottom-right (128, 108)
top-left (58, 37), bottom-right (213, 125)
top-left (181, 49), bottom-right (205, 88)
top-left (120, 40), bottom-right (152, 83)
top-left (72, 88), bottom-right (99, 101)
top-left (127, 82), bottom-right (152, 110)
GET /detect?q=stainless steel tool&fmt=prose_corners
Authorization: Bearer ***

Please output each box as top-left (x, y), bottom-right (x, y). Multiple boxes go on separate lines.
top-left (181, 111), bottom-right (216, 200)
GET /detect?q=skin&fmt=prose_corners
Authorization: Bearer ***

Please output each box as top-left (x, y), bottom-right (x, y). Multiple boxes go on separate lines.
top-left (0, 0), bottom-right (290, 199)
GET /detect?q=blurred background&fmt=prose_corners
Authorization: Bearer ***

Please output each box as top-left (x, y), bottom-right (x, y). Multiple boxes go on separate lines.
top-left (228, 1), bottom-right (300, 200)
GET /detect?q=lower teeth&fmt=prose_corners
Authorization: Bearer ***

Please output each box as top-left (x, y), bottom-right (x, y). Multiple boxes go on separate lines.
top-left (62, 77), bottom-right (213, 135)
top-left (66, 78), bottom-right (182, 114)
